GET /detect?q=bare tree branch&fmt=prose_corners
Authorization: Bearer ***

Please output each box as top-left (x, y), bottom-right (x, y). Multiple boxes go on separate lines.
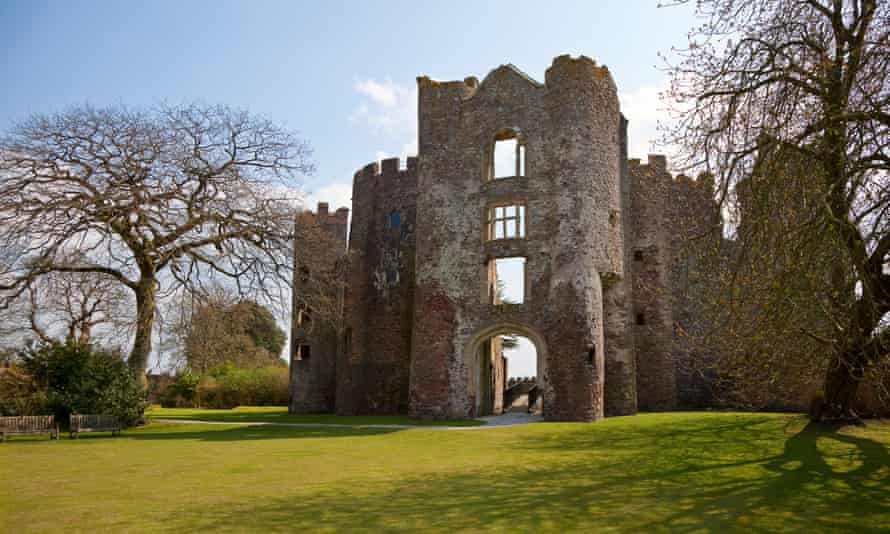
top-left (0, 103), bottom-right (315, 381)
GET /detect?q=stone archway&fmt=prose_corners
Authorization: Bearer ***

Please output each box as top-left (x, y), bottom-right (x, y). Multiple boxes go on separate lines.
top-left (463, 322), bottom-right (548, 418)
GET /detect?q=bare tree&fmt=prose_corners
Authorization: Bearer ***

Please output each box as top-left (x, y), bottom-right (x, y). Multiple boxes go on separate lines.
top-left (664, 0), bottom-right (890, 419)
top-left (0, 247), bottom-right (28, 345)
top-left (26, 266), bottom-right (132, 347)
top-left (0, 104), bottom-right (313, 383)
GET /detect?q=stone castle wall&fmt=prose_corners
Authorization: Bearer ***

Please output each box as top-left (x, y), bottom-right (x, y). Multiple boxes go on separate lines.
top-left (289, 55), bottom-right (726, 420)
top-left (289, 203), bottom-right (348, 413)
top-left (669, 173), bottom-right (722, 409)
top-left (603, 115), bottom-right (638, 416)
top-left (629, 156), bottom-right (678, 411)
top-left (337, 157), bottom-right (418, 414)
top-left (410, 55), bottom-right (628, 421)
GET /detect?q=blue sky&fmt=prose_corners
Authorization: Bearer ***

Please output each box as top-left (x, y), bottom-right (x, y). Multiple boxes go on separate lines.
top-left (1, 0), bottom-right (698, 375)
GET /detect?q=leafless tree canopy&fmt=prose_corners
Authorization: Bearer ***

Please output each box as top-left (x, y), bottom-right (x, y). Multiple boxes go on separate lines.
top-left (664, 0), bottom-right (889, 419)
top-left (26, 267), bottom-right (133, 347)
top-left (0, 103), bottom-right (314, 379)
top-left (0, 246), bottom-right (28, 343)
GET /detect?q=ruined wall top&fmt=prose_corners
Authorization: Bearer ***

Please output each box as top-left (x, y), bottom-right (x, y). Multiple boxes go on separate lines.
top-left (628, 154), bottom-right (669, 177)
top-left (297, 201), bottom-right (349, 227)
top-left (353, 156), bottom-right (418, 185)
top-left (628, 155), bottom-right (719, 192)
top-left (296, 202), bottom-right (349, 248)
top-left (416, 54), bottom-right (615, 99)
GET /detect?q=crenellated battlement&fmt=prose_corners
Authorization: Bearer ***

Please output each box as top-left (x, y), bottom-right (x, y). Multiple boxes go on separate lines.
top-left (353, 157), bottom-right (418, 185)
top-left (628, 156), bottom-right (719, 192)
top-left (507, 376), bottom-right (538, 387)
top-left (673, 171), bottom-right (716, 191)
top-left (628, 154), bottom-right (670, 177)
top-left (297, 201), bottom-right (349, 227)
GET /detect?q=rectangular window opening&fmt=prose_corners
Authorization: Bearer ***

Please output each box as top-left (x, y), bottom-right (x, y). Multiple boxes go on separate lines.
top-left (487, 203), bottom-right (526, 241)
top-left (297, 344), bottom-right (312, 360)
top-left (487, 257), bottom-right (526, 305)
top-left (493, 138), bottom-right (518, 179)
top-left (518, 145), bottom-right (526, 177)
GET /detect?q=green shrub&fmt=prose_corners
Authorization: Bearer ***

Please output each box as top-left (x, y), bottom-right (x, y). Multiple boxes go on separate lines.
top-left (18, 342), bottom-right (146, 426)
top-left (196, 375), bottom-right (224, 408)
top-left (157, 364), bottom-right (288, 409)
top-left (159, 371), bottom-right (201, 408)
top-left (146, 372), bottom-right (175, 404)
top-left (203, 364), bottom-right (289, 408)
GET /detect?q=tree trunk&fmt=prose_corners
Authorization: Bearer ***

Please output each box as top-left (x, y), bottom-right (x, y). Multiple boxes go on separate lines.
top-left (817, 352), bottom-right (861, 422)
top-left (128, 279), bottom-right (156, 388)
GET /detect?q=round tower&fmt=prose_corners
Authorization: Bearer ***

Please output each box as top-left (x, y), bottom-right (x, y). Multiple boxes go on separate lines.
top-left (540, 55), bottom-right (623, 420)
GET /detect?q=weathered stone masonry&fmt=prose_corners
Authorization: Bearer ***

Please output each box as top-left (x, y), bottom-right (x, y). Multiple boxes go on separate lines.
top-left (410, 56), bottom-right (625, 421)
top-left (289, 203), bottom-right (348, 414)
top-left (630, 156), bottom-right (677, 411)
top-left (291, 55), bottom-right (716, 421)
top-left (337, 158), bottom-right (418, 415)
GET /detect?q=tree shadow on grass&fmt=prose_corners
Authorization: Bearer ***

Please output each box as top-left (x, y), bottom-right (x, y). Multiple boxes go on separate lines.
top-left (525, 413), bottom-right (784, 453)
top-left (157, 417), bottom-right (890, 533)
top-left (114, 424), bottom-right (402, 442)
top-left (639, 420), bottom-right (890, 532)
top-left (0, 424), bottom-right (400, 445)
top-left (147, 410), bottom-right (482, 427)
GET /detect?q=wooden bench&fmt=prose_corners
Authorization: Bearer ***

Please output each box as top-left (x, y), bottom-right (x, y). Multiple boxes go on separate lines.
top-left (0, 416), bottom-right (59, 442)
top-left (69, 414), bottom-right (123, 438)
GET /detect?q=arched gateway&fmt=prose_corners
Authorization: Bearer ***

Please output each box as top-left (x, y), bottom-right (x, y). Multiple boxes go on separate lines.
top-left (464, 323), bottom-right (547, 418)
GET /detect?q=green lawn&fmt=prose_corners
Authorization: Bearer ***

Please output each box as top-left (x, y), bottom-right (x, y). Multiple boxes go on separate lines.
top-left (146, 405), bottom-right (484, 426)
top-left (2, 412), bottom-right (889, 532)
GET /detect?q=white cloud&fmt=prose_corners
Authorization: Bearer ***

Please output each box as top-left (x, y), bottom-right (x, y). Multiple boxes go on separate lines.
top-left (352, 78), bottom-right (418, 165)
top-left (355, 79), bottom-right (399, 107)
top-left (351, 78), bottom-right (417, 136)
top-left (619, 82), bottom-right (672, 160)
top-left (306, 182), bottom-right (353, 213)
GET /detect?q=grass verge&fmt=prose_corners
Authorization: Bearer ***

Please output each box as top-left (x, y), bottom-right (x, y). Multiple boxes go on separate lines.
top-left (2, 412), bottom-right (889, 532)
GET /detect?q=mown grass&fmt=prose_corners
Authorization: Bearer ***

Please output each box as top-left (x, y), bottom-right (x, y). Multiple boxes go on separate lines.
top-left (2, 412), bottom-right (889, 532)
top-left (146, 405), bottom-right (485, 426)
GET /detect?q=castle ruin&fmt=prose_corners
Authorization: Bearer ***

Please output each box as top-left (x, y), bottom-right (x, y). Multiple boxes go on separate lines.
top-left (290, 55), bottom-right (716, 421)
